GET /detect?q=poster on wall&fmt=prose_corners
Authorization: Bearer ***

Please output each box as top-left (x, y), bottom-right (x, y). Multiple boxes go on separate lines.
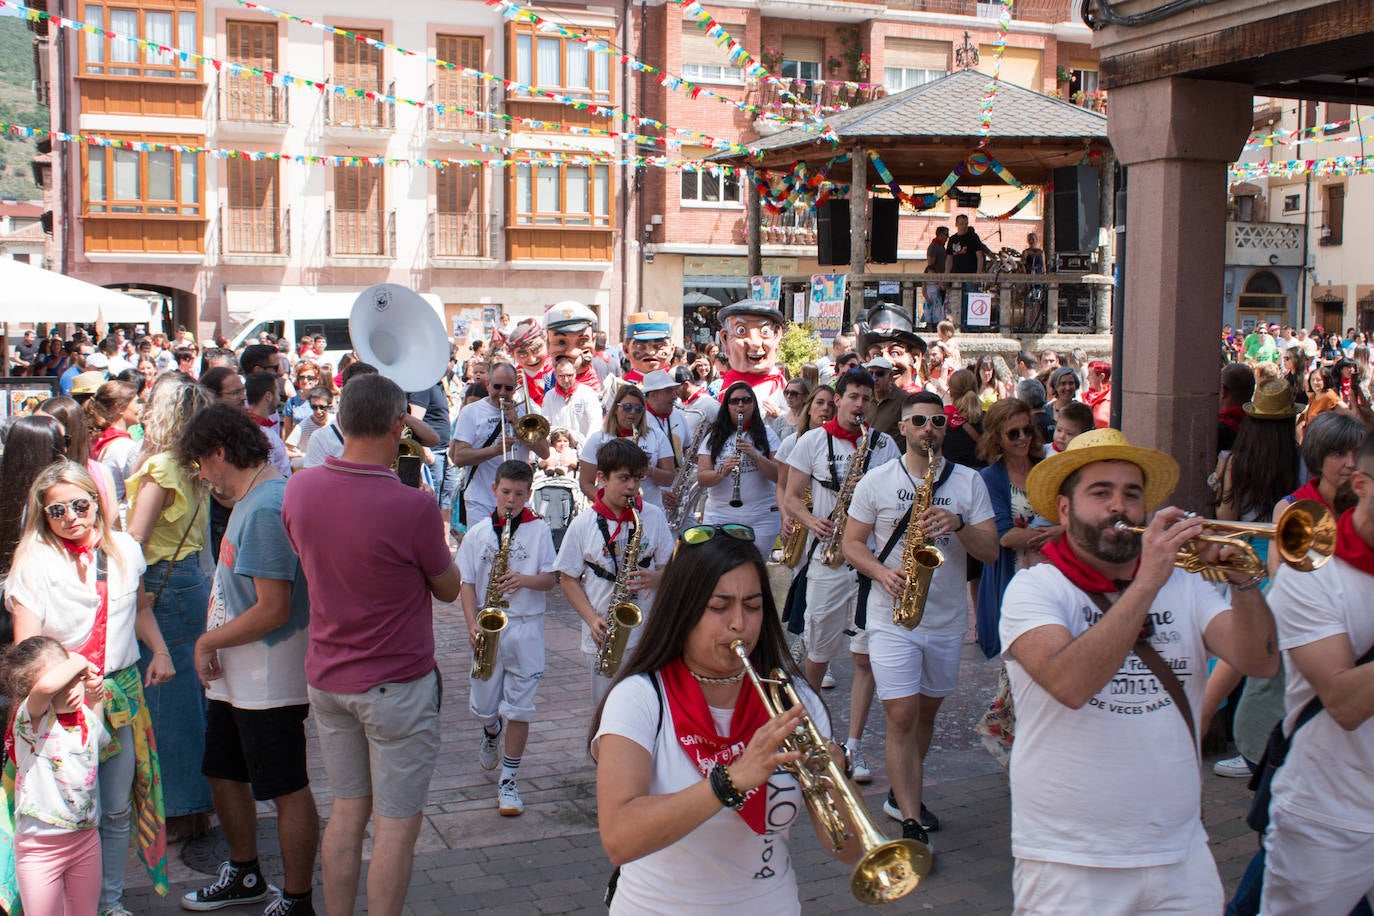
top-left (750, 275), bottom-right (782, 305)
top-left (966, 291), bottom-right (994, 328)
top-left (809, 274), bottom-right (846, 341)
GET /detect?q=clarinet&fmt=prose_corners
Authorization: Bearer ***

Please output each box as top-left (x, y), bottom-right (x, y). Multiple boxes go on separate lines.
top-left (729, 411), bottom-right (745, 508)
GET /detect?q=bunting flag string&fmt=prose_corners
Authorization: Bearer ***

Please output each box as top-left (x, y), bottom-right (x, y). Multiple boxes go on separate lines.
top-left (976, 0), bottom-right (1013, 147)
top-left (0, 0), bottom-right (770, 156)
top-left (0, 121), bottom-right (754, 174)
top-left (1247, 111), bottom-right (1374, 150)
top-left (755, 155), bottom-right (850, 213)
top-left (867, 148), bottom-right (1032, 219)
top-left (1229, 155), bottom-right (1374, 181)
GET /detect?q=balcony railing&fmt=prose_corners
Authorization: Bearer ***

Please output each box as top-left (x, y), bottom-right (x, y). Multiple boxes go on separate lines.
top-left (327, 208), bottom-right (395, 257)
top-left (755, 80), bottom-right (884, 117)
top-left (221, 206), bottom-right (290, 256)
top-left (427, 78), bottom-right (494, 132)
top-left (882, 0), bottom-right (1068, 22)
top-left (428, 211), bottom-right (494, 258)
top-left (736, 210), bottom-right (817, 246)
top-left (325, 80), bottom-right (396, 130)
top-left (219, 78), bottom-right (288, 124)
top-left (902, 272), bottom-right (1109, 335)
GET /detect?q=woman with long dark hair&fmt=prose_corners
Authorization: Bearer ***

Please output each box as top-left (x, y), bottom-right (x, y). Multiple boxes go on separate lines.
top-left (0, 415), bottom-right (67, 581)
top-left (590, 529), bottom-right (862, 913)
top-left (696, 382), bottom-right (781, 548)
top-left (1217, 380), bottom-right (1302, 524)
top-left (39, 395), bottom-right (120, 528)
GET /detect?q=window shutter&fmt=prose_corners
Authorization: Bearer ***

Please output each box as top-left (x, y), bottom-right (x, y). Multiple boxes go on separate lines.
top-left (682, 24), bottom-right (745, 64)
top-left (781, 37), bottom-right (821, 63)
top-left (883, 38), bottom-right (947, 73)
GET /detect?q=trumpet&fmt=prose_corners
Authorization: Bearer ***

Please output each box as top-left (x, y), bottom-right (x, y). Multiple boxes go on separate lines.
top-left (729, 640), bottom-right (929, 904)
top-left (1112, 498), bottom-right (1335, 582)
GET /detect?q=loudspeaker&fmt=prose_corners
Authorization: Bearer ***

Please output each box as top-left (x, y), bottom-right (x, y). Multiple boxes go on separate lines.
top-left (1052, 166), bottom-right (1101, 253)
top-left (869, 197), bottom-right (898, 264)
top-left (816, 198), bottom-right (850, 266)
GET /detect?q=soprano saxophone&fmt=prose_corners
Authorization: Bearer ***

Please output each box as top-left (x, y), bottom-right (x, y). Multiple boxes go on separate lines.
top-left (819, 427), bottom-right (871, 569)
top-left (891, 447), bottom-right (945, 630)
top-left (471, 511), bottom-right (512, 681)
top-left (596, 505), bottom-right (643, 678)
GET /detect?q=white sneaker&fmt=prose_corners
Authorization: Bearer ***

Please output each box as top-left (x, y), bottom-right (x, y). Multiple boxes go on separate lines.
top-left (498, 778), bottom-right (524, 816)
top-left (848, 747), bottom-right (872, 784)
top-left (821, 672), bottom-right (837, 689)
top-left (478, 726), bottom-right (501, 771)
top-left (1213, 754), bottom-right (1250, 778)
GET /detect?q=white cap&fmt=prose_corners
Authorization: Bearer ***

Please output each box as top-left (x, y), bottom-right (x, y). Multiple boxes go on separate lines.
top-left (640, 369), bottom-right (678, 393)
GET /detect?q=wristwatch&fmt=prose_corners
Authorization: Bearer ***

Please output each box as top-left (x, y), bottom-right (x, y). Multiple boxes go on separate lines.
top-left (953, 514), bottom-right (966, 532)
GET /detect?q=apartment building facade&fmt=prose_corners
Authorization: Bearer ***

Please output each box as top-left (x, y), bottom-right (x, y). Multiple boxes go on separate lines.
top-left (31, 0), bottom-right (1094, 342)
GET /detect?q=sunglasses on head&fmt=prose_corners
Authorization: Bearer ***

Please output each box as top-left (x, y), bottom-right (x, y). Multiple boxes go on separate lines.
top-left (44, 498), bottom-right (93, 520)
top-left (1005, 426), bottom-right (1033, 441)
top-left (680, 523), bottom-right (755, 545)
top-left (904, 414), bottom-right (948, 429)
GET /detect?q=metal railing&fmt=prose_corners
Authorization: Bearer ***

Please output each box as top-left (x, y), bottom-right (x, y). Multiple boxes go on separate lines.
top-left (325, 79), bottom-right (396, 130)
top-left (427, 79), bottom-right (495, 132)
top-left (755, 80), bottom-right (884, 115)
top-left (327, 208), bottom-right (394, 256)
top-left (881, 0), bottom-right (1069, 22)
top-left (220, 206), bottom-right (290, 256)
top-left (219, 78), bottom-right (288, 124)
top-left (911, 272), bottom-right (1107, 335)
top-left (428, 211), bottom-right (492, 258)
top-left (738, 209), bottom-right (817, 246)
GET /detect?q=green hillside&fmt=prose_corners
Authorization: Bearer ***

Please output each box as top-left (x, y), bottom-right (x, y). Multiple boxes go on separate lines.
top-left (0, 14), bottom-right (45, 202)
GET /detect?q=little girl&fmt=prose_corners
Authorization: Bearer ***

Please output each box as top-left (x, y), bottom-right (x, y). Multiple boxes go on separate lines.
top-left (4, 636), bottom-right (108, 915)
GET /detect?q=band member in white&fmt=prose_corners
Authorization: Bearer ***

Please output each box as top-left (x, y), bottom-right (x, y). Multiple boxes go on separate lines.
top-left (451, 363), bottom-right (551, 529)
top-left (844, 391), bottom-right (998, 854)
top-left (782, 368), bottom-right (900, 692)
top-left (696, 382), bottom-right (781, 549)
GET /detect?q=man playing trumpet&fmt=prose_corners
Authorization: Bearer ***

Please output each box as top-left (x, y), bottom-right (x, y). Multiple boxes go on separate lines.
top-left (1000, 428), bottom-right (1279, 915)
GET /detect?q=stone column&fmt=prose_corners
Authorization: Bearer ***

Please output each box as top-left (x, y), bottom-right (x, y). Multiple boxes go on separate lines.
top-left (747, 172), bottom-right (762, 280)
top-left (848, 149), bottom-right (867, 328)
top-left (1108, 77), bottom-right (1252, 512)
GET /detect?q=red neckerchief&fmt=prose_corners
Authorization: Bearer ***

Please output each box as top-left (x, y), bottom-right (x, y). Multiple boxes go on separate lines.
top-left (1218, 405), bottom-right (1246, 433)
top-left (683, 388), bottom-right (706, 406)
top-left (576, 363), bottom-right (601, 393)
top-left (822, 418), bottom-right (861, 444)
top-left (61, 538), bottom-right (109, 673)
top-left (1342, 377), bottom-right (1354, 403)
top-left (623, 369), bottom-right (645, 384)
top-left (1290, 479), bottom-right (1329, 508)
top-left (647, 406), bottom-right (672, 422)
top-left (91, 427), bottom-right (131, 459)
top-left (660, 658), bottom-right (770, 834)
top-left (1042, 537), bottom-right (1137, 594)
top-left (617, 427), bottom-right (637, 438)
top-left (944, 404), bottom-right (968, 429)
top-left (555, 378), bottom-right (579, 397)
top-left (1336, 510), bottom-right (1374, 575)
top-left (55, 710), bottom-right (89, 745)
top-left (720, 368), bottom-right (784, 392)
top-left (1051, 441), bottom-right (1065, 453)
top-left (524, 365), bottom-right (549, 406)
top-left (251, 413), bottom-right (277, 429)
top-left (1083, 385), bottom-right (1110, 408)
top-left (592, 489), bottom-right (641, 542)
top-left (490, 509), bottom-right (539, 533)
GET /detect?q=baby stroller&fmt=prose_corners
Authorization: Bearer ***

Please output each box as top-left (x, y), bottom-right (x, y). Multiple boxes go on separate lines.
top-left (532, 469), bottom-right (581, 549)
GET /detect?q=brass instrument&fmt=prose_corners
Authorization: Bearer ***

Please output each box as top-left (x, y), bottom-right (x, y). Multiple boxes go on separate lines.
top-left (779, 487), bottom-right (812, 568)
top-left (471, 511), bottom-right (513, 680)
top-left (665, 414), bottom-right (711, 530)
top-left (392, 428), bottom-right (426, 487)
top-left (1112, 498), bottom-right (1335, 582)
top-left (892, 447), bottom-right (945, 630)
top-left (729, 640), bottom-right (930, 904)
top-left (819, 426), bottom-right (871, 569)
top-left (729, 411), bottom-right (745, 508)
top-left (595, 505), bottom-right (643, 678)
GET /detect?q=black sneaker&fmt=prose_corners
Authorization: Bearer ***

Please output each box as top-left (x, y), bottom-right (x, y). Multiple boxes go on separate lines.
top-left (919, 803), bottom-right (941, 832)
top-left (264, 893), bottom-right (316, 916)
top-left (881, 790), bottom-right (941, 831)
top-left (900, 818), bottom-right (933, 852)
top-left (181, 861), bottom-right (270, 911)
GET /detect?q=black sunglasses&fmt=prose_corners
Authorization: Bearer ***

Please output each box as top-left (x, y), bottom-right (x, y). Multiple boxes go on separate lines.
top-left (44, 498), bottom-right (93, 520)
top-left (727, 396), bottom-right (753, 406)
top-left (904, 414), bottom-right (948, 429)
top-left (1005, 426), bottom-right (1033, 441)
top-left (680, 523), bottom-right (755, 545)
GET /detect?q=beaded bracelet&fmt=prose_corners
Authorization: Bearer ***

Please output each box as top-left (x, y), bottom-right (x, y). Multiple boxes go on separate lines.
top-left (1229, 574), bottom-right (1266, 593)
top-left (709, 762), bottom-right (747, 810)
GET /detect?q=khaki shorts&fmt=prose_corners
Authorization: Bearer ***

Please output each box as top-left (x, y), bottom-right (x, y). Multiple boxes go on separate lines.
top-left (309, 670), bottom-right (442, 819)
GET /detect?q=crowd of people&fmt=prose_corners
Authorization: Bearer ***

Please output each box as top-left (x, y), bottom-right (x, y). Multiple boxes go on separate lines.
top-left (0, 299), bottom-right (1368, 915)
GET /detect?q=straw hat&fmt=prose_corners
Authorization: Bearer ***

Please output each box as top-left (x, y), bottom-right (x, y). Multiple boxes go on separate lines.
top-left (1244, 378), bottom-right (1298, 419)
top-left (70, 371), bottom-right (106, 396)
top-left (1025, 427), bottom-right (1180, 520)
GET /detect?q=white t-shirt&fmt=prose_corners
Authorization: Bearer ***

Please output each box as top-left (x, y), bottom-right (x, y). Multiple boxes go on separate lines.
top-left (593, 673), bottom-right (830, 915)
top-left (303, 421), bottom-right (345, 468)
top-left (999, 564), bottom-right (1228, 868)
top-left (4, 532), bottom-right (146, 674)
top-left (679, 394), bottom-right (720, 440)
top-left (581, 428), bottom-right (674, 512)
top-left (454, 399), bottom-right (536, 520)
top-left (540, 384), bottom-right (603, 447)
top-left (647, 408), bottom-right (692, 466)
top-left (13, 702), bottom-right (109, 835)
top-left (785, 426), bottom-right (901, 560)
top-left (457, 515), bottom-right (557, 619)
top-left (848, 459), bottom-right (993, 636)
top-left (554, 503), bottom-right (675, 656)
top-left (698, 425), bottom-right (782, 527)
top-left (97, 436), bottom-right (139, 503)
top-left (1268, 558), bottom-right (1374, 832)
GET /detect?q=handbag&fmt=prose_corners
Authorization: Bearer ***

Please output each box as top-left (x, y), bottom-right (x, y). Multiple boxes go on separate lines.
top-left (1245, 642), bottom-right (1374, 833)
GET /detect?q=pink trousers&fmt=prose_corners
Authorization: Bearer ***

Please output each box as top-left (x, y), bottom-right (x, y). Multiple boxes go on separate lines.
top-left (16, 826), bottom-right (101, 915)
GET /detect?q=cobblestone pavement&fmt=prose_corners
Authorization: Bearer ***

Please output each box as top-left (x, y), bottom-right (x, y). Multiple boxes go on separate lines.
top-left (125, 574), bottom-right (1260, 915)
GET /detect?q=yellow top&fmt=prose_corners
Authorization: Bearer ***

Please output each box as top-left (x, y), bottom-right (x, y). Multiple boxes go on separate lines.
top-left (126, 451), bottom-right (208, 564)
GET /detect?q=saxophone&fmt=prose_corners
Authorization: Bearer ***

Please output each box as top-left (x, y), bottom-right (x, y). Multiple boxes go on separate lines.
top-left (819, 427), bottom-right (871, 569)
top-left (596, 505), bottom-right (643, 678)
top-left (892, 447), bottom-right (946, 630)
top-left (471, 511), bottom-right (512, 681)
top-left (665, 414), bottom-right (711, 530)
top-left (779, 487), bottom-right (812, 568)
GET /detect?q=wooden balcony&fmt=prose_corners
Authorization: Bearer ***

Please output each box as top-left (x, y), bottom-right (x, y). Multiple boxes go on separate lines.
top-left (219, 79), bottom-right (288, 125)
top-left (327, 208), bottom-right (394, 257)
top-left (325, 81), bottom-right (396, 131)
top-left (221, 206), bottom-right (289, 257)
top-left (429, 212), bottom-right (494, 259)
top-left (755, 80), bottom-right (884, 120)
top-left (428, 78), bottom-right (494, 133)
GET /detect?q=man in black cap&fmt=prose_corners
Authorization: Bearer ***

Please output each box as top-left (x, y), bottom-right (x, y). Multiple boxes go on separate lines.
top-left (857, 303), bottom-right (928, 394)
top-left (717, 299), bottom-right (787, 418)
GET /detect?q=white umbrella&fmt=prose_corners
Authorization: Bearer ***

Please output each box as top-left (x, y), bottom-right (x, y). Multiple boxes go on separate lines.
top-left (0, 258), bottom-right (152, 324)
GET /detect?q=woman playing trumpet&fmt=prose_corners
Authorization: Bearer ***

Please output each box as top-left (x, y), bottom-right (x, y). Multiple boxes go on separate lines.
top-left (695, 382), bottom-right (782, 550)
top-left (590, 528), bottom-right (860, 913)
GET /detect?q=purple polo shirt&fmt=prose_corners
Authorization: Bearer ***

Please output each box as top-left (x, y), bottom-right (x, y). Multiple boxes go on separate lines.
top-left (282, 456), bottom-right (452, 694)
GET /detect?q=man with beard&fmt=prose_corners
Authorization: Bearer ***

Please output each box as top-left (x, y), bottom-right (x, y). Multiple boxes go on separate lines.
top-left (1000, 428), bottom-right (1279, 914)
top-left (507, 318), bottom-right (549, 407)
top-left (857, 304), bottom-right (927, 394)
top-left (716, 300), bottom-right (787, 419)
top-left (543, 300), bottom-right (601, 395)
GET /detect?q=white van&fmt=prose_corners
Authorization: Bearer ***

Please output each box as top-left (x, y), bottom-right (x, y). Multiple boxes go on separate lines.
top-left (224, 286), bottom-right (444, 369)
